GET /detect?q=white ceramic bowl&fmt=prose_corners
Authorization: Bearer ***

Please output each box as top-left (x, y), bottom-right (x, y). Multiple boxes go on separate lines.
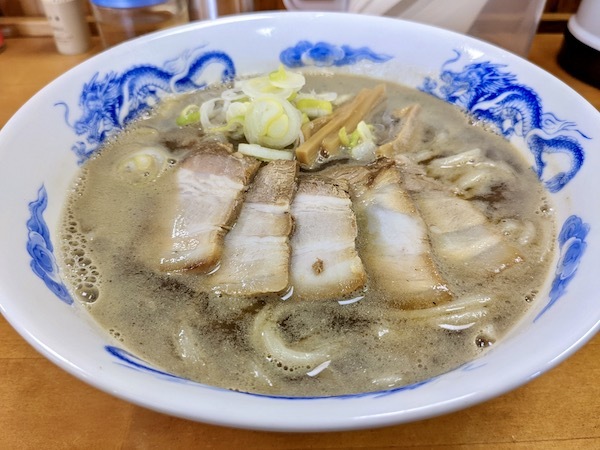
top-left (0, 12), bottom-right (599, 432)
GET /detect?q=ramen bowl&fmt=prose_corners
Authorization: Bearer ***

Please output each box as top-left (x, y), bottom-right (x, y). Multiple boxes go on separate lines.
top-left (0, 12), bottom-right (598, 432)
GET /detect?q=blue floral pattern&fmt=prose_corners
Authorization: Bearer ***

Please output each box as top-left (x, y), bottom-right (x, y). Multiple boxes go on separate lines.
top-left (106, 346), bottom-right (187, 381)
top-left (535, 215), bottom-right (589, 321)
top-left (107, 342), bottom-right (436, 399)
top-left (421, 51), bottom-right (587, 193)
top-left (57, 48), bottom-right (236, 163)
top-left (280, 41), bottom-right (391, 68)
top-left (26, 185), bottom-right (73, 305)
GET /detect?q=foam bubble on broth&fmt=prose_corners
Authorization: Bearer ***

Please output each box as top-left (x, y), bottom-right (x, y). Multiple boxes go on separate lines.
top-left (58, 73), bottom-right (556, 396)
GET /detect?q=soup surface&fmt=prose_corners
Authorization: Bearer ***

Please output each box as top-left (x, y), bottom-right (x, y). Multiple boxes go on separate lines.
top-left (59, 71), bottom-right (555, 396)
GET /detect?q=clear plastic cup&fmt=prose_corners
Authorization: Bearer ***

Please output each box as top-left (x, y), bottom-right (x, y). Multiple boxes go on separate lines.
top-left (90, 0), bottom-right (189, 48)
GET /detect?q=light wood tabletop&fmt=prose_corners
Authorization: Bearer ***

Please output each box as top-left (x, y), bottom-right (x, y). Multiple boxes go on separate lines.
top-left (0, 32), bottom-right (599, 449)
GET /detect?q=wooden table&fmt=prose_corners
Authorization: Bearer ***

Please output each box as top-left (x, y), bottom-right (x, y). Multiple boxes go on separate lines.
top-left (1, 33), bottom-right (599, 449)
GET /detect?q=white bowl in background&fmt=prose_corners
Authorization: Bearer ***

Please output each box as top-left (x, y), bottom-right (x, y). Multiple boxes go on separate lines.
top-left (0, 12), bottom-right (598, 431)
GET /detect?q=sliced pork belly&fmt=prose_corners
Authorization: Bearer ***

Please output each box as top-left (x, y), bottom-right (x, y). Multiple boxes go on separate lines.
top-left (354, 166), bottom-right (452, 309)
top-left (159, 143), bottom-right (260, 273)
top-left (289, 176), bottom-right (366, 300)
top-left (414, 190), bottom-right (523, 274)
top-left (207, 160), bottom-right (298, 295)
top-left (377, 104), bottom-right (422, 158)
top-left (426, 148), bottom-right (518, 199)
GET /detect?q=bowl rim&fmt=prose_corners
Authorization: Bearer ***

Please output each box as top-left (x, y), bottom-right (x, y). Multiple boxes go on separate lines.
top-left (1, 11), bottom-right (599, 432)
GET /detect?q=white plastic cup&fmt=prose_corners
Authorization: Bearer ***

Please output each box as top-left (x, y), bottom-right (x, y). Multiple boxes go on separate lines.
top-left (41, 0), bottom-right (91, 55)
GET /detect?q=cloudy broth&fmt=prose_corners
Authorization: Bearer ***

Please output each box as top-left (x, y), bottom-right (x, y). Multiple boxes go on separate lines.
top-left (58, 73), bottom-right (555, 396)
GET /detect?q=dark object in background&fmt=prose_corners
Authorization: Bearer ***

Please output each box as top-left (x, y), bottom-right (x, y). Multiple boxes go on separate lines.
top-left (0, 4), bottom-right (4, 53)
top-left (557, 0), bottom-right (600, 88)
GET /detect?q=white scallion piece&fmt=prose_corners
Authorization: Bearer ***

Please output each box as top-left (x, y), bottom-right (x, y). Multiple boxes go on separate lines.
top-left (338, 296), bottom-right (364, 306)
top-left (238, 143), bottom-right (294, 161)
top-left (306, 360), bottom-right (331, 377)
top-left (438, 323), bottom-right (476, 331)
top-left (243, 96), bottom-right (302, 149)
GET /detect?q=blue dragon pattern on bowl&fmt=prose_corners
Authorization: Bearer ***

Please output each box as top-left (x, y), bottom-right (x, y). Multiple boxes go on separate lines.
top-left (57, 48), bottom-right (235, 164)
top-left (420, 50), bottom-right (587, 194)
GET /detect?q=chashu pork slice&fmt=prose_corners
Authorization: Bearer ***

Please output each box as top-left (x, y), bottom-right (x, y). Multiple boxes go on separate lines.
top-left (159, 143), bottom-right (260, 273)
top-left (207, 160), bottom-right (298, 295)
top-left (289, 176), bottom-right (366, 300)
top-left (355, 166), bottom-right (452, 309)
top-left (377, 104), bottom-right (423, 158)
top-left (414, 190), bottom-right (523, 274)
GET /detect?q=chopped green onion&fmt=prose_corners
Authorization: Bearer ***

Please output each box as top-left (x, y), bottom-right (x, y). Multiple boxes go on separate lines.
top-left (351, 140), bottom-right (377, 161)
top-left (238, 143), bottom-right (294, 161)
top-left (350, 122), bottom-right (376, 161)
top-left (176, 104), bottom-right (200, 126)
top-left (177, 67), bottom-right (339, 154)
top-left (268, 64), bottom-right (306, 90)
top-left (116, 147), bottom-right (169, 184)
top-left (356, 120), bottom-right (373, 142)
top-left (225, 101), bottom-right (249, 123)
top-left (339, 127), bottom-right (350, 147)
top-left (240, 76), bottom-right (294, 100)
top-left (295, 98), bottom-right (333, 118)
top-left (339, 126), bottom-right (360, 148)
top-left (244, 96), bottom-right (302, 149)
top-left (339, 121), bottom-right (373, 149)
